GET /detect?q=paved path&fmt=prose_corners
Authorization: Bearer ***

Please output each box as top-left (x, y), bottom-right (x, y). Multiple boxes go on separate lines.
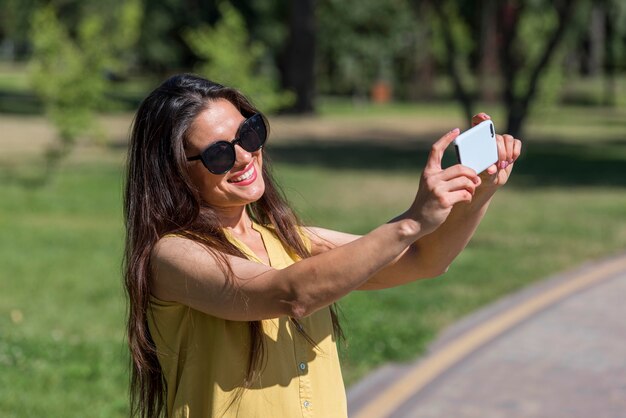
top-left (348, 253), bottom-right (626, 418)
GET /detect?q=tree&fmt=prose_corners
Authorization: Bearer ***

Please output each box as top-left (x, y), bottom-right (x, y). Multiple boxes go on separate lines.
top-left (136, 0), bottom-right (221, 75)
top-left (280, 0), bottom-right (317, 113)
top-left (430, 0), bottom-right (586, 137)
top-left (28, 1), bottom-right (142, 181)
top-left (316, 0), bottom-right (417, 100)
top-left (604, 0), bottom-right (626, 106)
top-left (184, 1), bottom-right (293, 113)
top-left (0, 0), bottom-right (44, 60)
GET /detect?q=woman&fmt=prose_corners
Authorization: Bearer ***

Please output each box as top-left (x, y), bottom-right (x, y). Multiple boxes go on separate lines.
top-left (124, 73), bottom-right (521, 418)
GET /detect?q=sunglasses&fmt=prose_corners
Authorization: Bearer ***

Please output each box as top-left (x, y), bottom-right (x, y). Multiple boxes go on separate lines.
top-left (186, 113), bottom-right (267, 174)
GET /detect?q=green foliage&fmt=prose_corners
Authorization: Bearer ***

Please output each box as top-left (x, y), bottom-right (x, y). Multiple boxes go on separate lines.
top-left (608, 0), bottom-right (626, 71)
top-left (246, 0), bottom-right (289, 54)
top-left (0, 0), bottom-right (43, 59)
top-left (430, 2), bottom-right (475, 92)
top-left (29, 6), bottom-right (104, 156)
top-left (27, 1), bottom-right (142, 180)
top-left (137, 0), bottom-right (221, 73)
top-left (111, 0), bottom-right (144, 72)
top-left (184, 2), bottom-right (293, 113)
top-left (514, 4), bottom-right (563, 106)
top-left (514, 1), bottom-right (592, 108)
top-left (317, 0), bottom-right (417, 97)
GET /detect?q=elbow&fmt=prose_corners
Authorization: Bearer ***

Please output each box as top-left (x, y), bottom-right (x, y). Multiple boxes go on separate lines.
top-left (282, 282), bottom-right (317, 320)
top-left (289, 302), bottom-right (310, 320)
top-left (438, 266), bottom-right (450, 277)
top-left (282, 263), bottom-right (335, 319)
top-left (421, 264), bottom-right (450, 279)
top-left (287, 293), bottom-right (319, 319)
top-left (283, 262), bottom-right (327, 319)
top-left (431, 264), bottom-right (451, 278)
top-left (285, 286), bottom-right (324, 320)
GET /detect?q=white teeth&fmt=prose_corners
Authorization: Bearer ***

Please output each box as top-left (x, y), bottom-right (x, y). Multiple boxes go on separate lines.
top-left (230, 166), bottom-right (254, 182)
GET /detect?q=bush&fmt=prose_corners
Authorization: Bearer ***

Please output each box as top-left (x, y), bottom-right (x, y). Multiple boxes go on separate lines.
top-left (184, 2), bottom-right (294, 113)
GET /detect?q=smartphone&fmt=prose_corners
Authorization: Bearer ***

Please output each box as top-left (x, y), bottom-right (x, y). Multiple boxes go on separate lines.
top-left (453, 120), bottom-right (498, 174)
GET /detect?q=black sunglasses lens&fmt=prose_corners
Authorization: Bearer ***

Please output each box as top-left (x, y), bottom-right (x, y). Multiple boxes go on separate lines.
top-left (239, 114), bottom-right (267, 152)
top-left (203, 141), bottom-right (236, 174)
top-left (197, 114), bottom-right (266, 174)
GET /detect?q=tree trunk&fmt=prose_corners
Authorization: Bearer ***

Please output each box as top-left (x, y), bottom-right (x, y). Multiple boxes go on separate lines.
top-left (500, 0), bottom-right (577, 138)
top-left (431, 1), bottom-right (475, 126)
top-left (587, 2), bottom-right (605, 77)
top-left (479, 0), bottom-right (500, 103)
top-left (506, 102), bottom-right (527, 139)
top-left (409, 1), bottom-right (436, 100)
top-left (282, 0), bottom-right (316, 114)
top-left (604, 6), bottom-right (617, 107)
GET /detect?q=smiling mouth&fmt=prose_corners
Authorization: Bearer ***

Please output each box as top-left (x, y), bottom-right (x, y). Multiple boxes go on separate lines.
top-left (228, 164), bottom-right (255, 183)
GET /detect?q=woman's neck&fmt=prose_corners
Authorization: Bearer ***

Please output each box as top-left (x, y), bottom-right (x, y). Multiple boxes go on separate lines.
top-left (215, 205), bottom-right (254, 236)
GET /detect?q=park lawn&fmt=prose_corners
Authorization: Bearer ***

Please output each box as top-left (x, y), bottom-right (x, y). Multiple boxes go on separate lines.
top-left (1, 109), bottom-right (626, 416)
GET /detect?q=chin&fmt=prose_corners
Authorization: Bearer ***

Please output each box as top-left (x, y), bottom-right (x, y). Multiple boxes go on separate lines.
top-left (244, 180), bottom-right (266, 204)
top-left (207, 179), bottom-right (266, 208)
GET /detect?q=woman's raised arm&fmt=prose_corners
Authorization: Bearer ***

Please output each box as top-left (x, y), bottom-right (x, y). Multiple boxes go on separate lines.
top-left (151, 128), bottom-right (479, 320)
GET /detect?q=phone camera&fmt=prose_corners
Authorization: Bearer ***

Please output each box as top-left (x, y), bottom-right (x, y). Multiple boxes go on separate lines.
top-left (489, 123), bottom-right (494, 137)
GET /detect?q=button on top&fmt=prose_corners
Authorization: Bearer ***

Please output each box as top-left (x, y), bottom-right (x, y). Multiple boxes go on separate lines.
top-left (299, 362), bottom-right (306, 371)
top-left (303, 400), bottom-right (310, 408)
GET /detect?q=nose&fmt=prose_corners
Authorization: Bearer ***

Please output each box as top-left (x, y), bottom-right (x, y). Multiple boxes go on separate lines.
top-left (233, 142), bottom-right (252, 168)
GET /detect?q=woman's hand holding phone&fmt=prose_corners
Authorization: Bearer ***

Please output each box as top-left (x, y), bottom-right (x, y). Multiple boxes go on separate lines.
top-left (409, 128), bottom-right (482, 236)
top-left (471, 113), bottom-right (522, 188)
top-left (409, 114), bottom-right (522, 236)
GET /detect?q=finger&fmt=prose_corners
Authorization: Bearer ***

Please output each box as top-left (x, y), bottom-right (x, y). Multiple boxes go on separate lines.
top-left (495, 134), bottom-right (506, 168)
top-left (440, 164), bottom-right (480, 184)
top-left (438, 176), bottom-right (478, 194)
top-left (505, 161), bottom-right (514, 176)
top-left (486, 163), bottom-right (498, 175)
top-left (425, 128), bottom-right (460, 173)
top-left (471, 112), bottom-right (491, 127)
top-left (503, 134), bottom-right (515, 163)
top-left (446, 189), bottom-right (474, 206)
top-left (512, 138), bottom-right (522, 161)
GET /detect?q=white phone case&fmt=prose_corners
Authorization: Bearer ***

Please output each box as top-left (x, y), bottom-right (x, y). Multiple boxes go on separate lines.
top-left (453, 120), bottom-right (498, 174)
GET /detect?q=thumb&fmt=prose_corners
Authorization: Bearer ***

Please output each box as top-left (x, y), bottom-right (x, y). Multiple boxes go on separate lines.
top-left (472, 112), bottom-right (491, 127)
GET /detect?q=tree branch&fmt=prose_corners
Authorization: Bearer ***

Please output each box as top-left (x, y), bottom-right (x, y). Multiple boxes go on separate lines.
top-left (520, 0), bottom-right (578, 114)
top-left (431, 1), bottom-right (474, 125)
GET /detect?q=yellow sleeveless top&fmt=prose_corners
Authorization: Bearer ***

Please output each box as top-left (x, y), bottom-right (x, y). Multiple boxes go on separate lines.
top-left (147, 222), bottom-right (347, 417)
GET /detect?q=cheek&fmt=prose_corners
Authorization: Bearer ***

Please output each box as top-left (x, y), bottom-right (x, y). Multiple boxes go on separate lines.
top-left (188, 164), bottom-right (222, 193)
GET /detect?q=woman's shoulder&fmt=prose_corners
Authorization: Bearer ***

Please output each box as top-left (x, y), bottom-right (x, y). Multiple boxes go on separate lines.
top-left (153, 233), bottom-right (202, 255)
top-left (151, 233), bottom-right (221, 274)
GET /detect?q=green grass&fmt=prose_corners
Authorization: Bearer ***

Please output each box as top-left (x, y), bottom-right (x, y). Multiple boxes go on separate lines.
top-left (0, 161), bottom-right (128, 417)
top-left (0, 63), bottom-right (31, 92)
top-left (1, 105), bottom-right (626, 416)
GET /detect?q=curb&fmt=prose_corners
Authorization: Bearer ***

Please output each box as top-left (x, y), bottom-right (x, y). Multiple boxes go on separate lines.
top-left (348, 252), bottom-right (626, 418)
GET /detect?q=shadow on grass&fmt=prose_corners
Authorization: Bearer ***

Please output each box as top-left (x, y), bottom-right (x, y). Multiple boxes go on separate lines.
top-left (0, 91), bottom-right (44, 114)
top-left (0, 166), bottom-right (55, 188)
top-left (268, 138), bottom-right (626, 188)
top-left (0, 90), bottom-right (142, 115)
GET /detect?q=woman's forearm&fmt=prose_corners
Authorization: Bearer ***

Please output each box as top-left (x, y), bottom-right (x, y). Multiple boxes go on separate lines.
top-left (280, 218), bottom-right (425, 317)
top-left (360, 186), bottom-right (496, 290)
top-left (412, 185), bottom-right (496, 273)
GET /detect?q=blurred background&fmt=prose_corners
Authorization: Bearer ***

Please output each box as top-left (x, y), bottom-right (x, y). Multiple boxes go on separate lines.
top-left (1, 0), bottom-right (625, 416)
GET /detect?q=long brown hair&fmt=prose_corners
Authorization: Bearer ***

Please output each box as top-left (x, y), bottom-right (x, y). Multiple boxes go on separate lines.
top-left (123, 74), bottom-right (342, 417)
